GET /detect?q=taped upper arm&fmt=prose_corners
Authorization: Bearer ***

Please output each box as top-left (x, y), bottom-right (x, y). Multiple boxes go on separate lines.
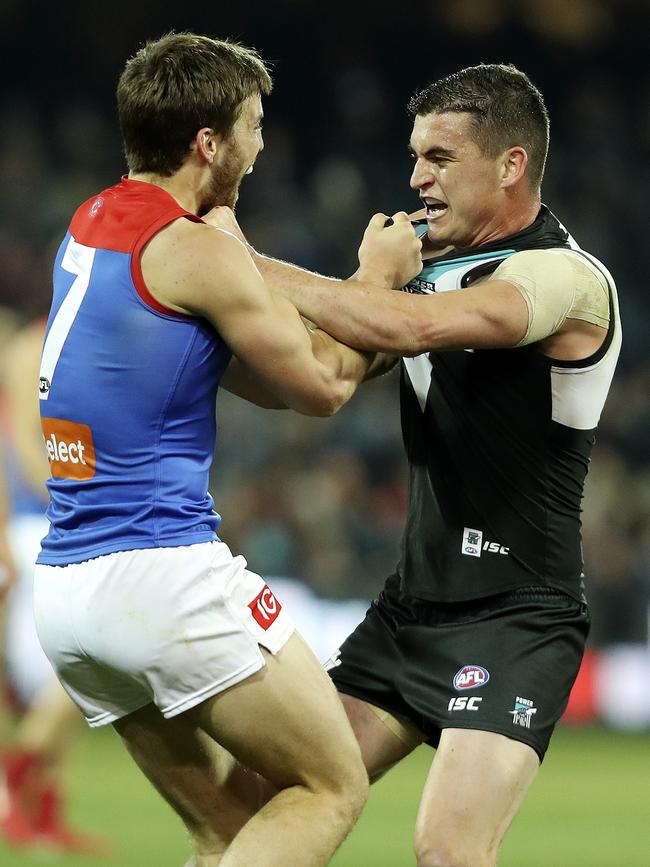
top-left (492, 250), bottom-right (578, 346)
top-left (493, 249), bottom-right (611, 347)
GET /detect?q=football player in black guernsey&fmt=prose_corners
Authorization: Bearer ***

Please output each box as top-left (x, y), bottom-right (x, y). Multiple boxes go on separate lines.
top-left (205, 63), bottom-right (620, 867)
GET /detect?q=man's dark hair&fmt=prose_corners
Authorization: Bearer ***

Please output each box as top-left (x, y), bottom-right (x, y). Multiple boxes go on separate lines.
top-left (408, 64), bottom-right (549, 189)
top-left (117, 32), bottom-right (272, 176)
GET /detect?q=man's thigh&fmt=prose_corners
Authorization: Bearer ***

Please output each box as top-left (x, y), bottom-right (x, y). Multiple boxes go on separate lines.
top-left (338, 694), bottom-right (423, 782)
top-left (186, 632), bottom-right (364, 791)
top-left (115, 633), bottom-right (365, 850)
top-left (115, 705), bottom-right (263, 854)
top-left (415, 728), bottom-right (539, 861)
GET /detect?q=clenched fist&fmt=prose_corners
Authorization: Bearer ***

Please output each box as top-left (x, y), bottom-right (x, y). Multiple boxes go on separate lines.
top-left (357, 212), bottom-right (422, 290)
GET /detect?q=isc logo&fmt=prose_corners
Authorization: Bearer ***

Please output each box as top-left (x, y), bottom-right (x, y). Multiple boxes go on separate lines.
top-left (453, 665), bottom-right (490, 691)
top-left (483, 541), bottom-right (510, 555)
top-left (448, 696), bottom-right (482, 712)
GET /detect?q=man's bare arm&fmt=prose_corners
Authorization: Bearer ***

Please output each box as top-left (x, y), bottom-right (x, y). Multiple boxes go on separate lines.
top-left (142, 220), bottom-right (375, 416)
top-left (202, 202), bottom-right (425, 353)
top-left (219, 358), bottom-right (287, 409)
top-left (251, 253), bottom-right (529, 355)
top-left (201, 205), bottom-right (527, 354)
top-left (220, 328), bottom-right (379, 409)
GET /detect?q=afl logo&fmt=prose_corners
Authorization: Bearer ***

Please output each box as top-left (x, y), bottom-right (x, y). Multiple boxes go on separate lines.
top-left (453, 665), bottom-right (490, 691)
top-left (89, 197), bottom-right (104, 217)
top-left (39, 376), bottom-right (50, 395)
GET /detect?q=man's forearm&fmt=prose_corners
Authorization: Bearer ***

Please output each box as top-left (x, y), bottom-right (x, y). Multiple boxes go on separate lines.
top-left (308, 328), bottom-right (374, 397)
top-left (252, 252), bottom-right (422, 355)
top-left (252, 252), bottom-right (338, 310)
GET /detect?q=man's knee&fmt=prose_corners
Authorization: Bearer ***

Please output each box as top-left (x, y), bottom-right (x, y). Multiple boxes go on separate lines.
top-left (343, 759), bottom-right (370, 822)
top-left (298, 726), bottom-right (368, 830)
top-left (321, 751), bottom-right (369, 828)
top-left (414, 833), bottom-right (495, 867)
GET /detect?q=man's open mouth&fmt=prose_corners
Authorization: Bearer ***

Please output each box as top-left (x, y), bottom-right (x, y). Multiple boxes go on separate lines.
top-left (425, 201), bottom-right (448, 218)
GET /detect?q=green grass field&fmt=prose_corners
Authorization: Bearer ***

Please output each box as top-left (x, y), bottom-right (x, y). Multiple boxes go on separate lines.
top-left (2, 726), bottom-right (648, 866)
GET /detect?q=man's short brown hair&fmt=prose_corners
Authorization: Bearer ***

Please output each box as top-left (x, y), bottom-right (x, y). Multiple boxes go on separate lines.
top-left (408, 64), bottom-right (549, 190)
top-left (117, 32), bottom-right (272, 176)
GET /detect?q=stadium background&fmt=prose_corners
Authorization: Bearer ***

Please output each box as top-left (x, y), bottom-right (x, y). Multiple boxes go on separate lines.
top-left (1, 0), bottom-right (648, 864)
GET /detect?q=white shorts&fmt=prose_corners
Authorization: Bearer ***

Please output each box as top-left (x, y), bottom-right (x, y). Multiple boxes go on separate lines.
top-left (33, 542), bottom-right (295, 727)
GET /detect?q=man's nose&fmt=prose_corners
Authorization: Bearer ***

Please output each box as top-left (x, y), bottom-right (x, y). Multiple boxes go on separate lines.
top-left (410, 158), bottom-right (431, 191)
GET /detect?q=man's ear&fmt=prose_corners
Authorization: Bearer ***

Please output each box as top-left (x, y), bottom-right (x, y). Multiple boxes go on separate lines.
top-left (195, 127), bottom-right (219, 165)
top-left (500, 146), bottom-right (528, 189)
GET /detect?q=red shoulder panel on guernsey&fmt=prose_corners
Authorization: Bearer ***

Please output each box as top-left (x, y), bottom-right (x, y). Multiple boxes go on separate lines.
top-left (69, 176), bottom-right (203, 318)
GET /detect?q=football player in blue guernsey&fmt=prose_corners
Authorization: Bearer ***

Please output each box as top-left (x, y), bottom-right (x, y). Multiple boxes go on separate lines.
top-left (209, 64), bottom-right (621, 867)
top-left (32, 33), bottom-right (423, 867)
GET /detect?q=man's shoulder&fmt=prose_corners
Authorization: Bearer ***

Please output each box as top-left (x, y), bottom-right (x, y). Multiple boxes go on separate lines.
top-left (505, 247), bottom-right (578, 265)
top-left (495, 248), bottom-right (610, 288)
top-left (148, 216), bottom-right (244, 262)
top-left (141, 213), bottom-right (260, 319)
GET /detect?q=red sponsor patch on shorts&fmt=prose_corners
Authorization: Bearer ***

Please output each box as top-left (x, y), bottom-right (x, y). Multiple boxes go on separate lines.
top-left (248, 584), bottom-right (282, 630)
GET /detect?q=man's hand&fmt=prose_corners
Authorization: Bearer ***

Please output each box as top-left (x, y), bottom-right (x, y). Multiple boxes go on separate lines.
top-left (357, 212), bottom-right (422, 290)
top-left (202, 206), bottom-right (249, 246)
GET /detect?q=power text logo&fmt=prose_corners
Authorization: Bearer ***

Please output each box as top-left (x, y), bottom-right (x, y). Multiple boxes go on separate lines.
top-left (509, 696), bottom-right (537, 729)
top-left (41, 418), bottom-right (96, 480)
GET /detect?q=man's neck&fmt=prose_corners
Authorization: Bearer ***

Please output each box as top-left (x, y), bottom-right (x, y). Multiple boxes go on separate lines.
top-left (129, 167), bottom-right (202, 215)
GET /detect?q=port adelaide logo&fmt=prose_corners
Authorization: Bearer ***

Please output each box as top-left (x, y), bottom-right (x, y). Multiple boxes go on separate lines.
top-left (453, 664), bottom-right (490, 691)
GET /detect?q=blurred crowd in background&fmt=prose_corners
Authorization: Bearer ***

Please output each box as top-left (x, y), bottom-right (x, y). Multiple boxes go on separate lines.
top-left (1, 0), bottom-right (648, 650)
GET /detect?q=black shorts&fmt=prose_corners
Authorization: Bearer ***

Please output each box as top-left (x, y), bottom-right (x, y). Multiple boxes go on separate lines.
top-left (328, 575), bottom-right (590, 761)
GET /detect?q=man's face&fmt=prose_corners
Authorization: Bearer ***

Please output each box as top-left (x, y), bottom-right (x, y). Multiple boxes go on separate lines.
top-left (200, 94), bottom-right (264, 214)
top-left (409, 111), bottom-right (504, 250)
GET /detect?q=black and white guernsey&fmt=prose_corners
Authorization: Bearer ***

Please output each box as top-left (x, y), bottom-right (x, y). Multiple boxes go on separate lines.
top-left (398, 207), bottom-right (621, 602)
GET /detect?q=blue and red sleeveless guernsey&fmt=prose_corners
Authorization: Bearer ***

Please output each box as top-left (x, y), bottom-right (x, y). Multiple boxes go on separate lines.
top-left (37, 177), bottom-right (232, 565)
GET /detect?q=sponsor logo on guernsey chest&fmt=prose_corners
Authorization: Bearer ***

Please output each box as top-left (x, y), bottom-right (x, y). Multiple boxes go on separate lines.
top-left (403, 277), bottom-right (435, 295)
top-left (41, 418), bottom-right (96, 480)
top-left (453, 665), bottom-right (490, 691)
